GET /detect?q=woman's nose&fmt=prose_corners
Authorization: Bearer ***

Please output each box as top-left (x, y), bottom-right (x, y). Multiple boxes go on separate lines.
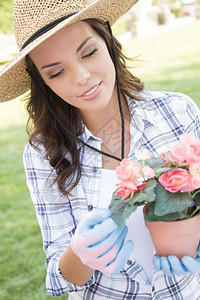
top-left (72, 64), bottom-right (90, 85)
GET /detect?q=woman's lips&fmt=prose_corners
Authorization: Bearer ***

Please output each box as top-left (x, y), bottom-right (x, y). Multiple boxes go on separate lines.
top-left (79, 82), bottom-right (102, 100)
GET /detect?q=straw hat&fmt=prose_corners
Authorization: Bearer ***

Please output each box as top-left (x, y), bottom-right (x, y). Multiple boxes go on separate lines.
top-left (0, 0), bottom-right (138, 103)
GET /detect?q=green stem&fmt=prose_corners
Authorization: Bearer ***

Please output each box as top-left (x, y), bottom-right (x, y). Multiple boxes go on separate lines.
top-left (192, 189), bottom-right (200, 198)
top-left (188, 206), bottom-right (200, 218)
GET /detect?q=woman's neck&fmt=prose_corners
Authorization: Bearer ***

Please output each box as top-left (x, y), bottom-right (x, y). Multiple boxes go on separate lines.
top-left (81, 91), bottom-right (130, 139)
top-left (80, 90), bottom-right (131, 170)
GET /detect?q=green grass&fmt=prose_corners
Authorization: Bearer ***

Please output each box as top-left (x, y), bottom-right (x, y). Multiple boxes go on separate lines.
top-left (0, 100), bottom-right (67, 300)
top-left (0, 0), bottom-right (13, 34)
top-left (1, 22), bottom-right (200, 299)
top-left (124, 21), bottom-right (200, 106)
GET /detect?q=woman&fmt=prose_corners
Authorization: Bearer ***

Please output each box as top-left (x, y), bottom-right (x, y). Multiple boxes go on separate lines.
top-left (0, 0), bottom-right (200, 298)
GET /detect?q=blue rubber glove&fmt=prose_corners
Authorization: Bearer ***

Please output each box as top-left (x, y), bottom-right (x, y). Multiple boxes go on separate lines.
top-left (153, 243), bottom-right (200, 276)
top-left (70, 208), bottom-right (134, 274)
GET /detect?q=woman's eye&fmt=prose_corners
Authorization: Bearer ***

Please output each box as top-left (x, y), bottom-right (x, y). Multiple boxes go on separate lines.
top-left (83, 48), bottom-right (98, 59)
top-left (49, 69), bottom-right (64, 80)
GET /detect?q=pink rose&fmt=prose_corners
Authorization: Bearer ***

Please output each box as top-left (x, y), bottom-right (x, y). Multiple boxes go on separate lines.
top-left (159, 151), bottom-right (171, 167)
top-left (186, 140), bottom-right (200, 165)
top-left (136, 181), bottom-right (147, 191)
top-left (135, 149), bottom-right (153, 160)
top-left (188, 163), bottom-right (200, 190)
top-left (168, 134), bottom-right (200, 166)
top-left (115, 181), bottom-right (138, 200)
top-left (115, 159), bottom-right (134, 181)
top-left (158, 168), bottom-right (190, 193)
top-left (142, 165), bottom-right (155, 178)
top-left (115, 181), bottom-right (147, 200)
top-left (115, 158), bottom-right (142, 182)
top-left (168, 144), bottom-right (187, 166)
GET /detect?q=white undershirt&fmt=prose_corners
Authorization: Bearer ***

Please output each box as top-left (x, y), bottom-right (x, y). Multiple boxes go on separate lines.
top-left (99, 168), bottom-right (154, 281)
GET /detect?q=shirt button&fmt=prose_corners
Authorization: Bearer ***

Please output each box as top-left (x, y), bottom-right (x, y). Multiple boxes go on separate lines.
top-left (92, 167), bottom-right (98, 173)
top-left (127, 260), bottom-right (132, 265)
top-left (88, 205), bottom-right (93, 212)
top-left (58, 268), bottom-right (62, 275)
top-left (152, 286), bottom-right (155, 292)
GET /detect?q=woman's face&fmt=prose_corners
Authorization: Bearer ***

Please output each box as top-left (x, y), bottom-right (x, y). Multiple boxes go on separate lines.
top-left (30, 21), bottom-right (116, 118)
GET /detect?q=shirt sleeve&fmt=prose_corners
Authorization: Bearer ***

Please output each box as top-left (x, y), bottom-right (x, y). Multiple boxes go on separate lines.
top-left (152, 271), bottom-right (200, 299)
top-left (180, 93), bottom-right (200, 137)
top-left (23, 143), bottom-right (95, 296)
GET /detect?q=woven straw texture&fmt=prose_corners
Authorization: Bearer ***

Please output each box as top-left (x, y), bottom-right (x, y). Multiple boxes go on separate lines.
top-left (0, 0), bottom-right (138, 102)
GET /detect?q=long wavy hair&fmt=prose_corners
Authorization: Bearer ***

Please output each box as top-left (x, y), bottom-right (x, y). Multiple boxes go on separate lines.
top-left (25, 18), bottom-right (144, 195)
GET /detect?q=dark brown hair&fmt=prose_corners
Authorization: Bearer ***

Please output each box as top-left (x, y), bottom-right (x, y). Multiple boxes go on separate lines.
top-left (25, 18), bottom-right (144, 195)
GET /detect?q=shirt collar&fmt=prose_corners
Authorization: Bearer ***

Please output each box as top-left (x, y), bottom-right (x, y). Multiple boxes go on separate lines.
top-left (127, 91), bottom-right (159, 128)
top-left (77, 91), bottom-right (159, 149)
top-left (76, 123), bottom-right (102, 150)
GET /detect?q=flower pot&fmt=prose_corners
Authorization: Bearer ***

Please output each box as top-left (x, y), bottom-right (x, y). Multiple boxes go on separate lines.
top-left (144, 211), bottom-right (200, 260)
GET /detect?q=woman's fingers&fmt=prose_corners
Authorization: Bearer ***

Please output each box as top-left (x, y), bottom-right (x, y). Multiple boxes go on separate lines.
top-left (168, 256), bottom-right (187, 276)
top-left (107, 240), bottom-right (134, 274)
top-left (181, 256), bottom-right (200, 273)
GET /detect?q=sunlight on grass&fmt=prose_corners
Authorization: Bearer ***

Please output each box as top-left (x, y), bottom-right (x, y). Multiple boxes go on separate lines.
top-left (1, 21), bottom-right (200, 299)
top-left (1, 95), bottom-right (29, 127)
top-left (124, 21), bottom-right (200, 105)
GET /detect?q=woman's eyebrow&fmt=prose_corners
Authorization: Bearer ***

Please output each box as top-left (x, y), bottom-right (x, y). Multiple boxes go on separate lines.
top-left (76, 36), bottom-right (93, 53)
top-left (41, 37), bottom-right (93, 70)
top-left (41, 62), bottom-right (61, 70)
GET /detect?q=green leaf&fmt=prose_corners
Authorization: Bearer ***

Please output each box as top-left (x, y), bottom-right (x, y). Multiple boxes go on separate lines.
top-left (108, 180), bottom-right (157, 227)
top-left (144, 202), bottom-right (188, 222)
top-left (108, 196), bottom-right (137, 227)
top-left (137, 179), bottom-right (157, 202)
top-left (154, 183), bottom-right (193, 216)
top-left (0, 60), bottom-right (9, 65)
top-left (123, 179), bottom-right (156, 206)
top-left (154, 167), bottom-right (172, 177)
top-left (191, 189), bottom-right (200, 205)
top-left (145, 157), bottom-right (165, 170)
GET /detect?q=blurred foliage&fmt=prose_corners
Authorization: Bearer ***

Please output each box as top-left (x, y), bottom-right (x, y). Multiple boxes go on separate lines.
top-left (153, 0), bottom-right (182, 5)
top-left (153, 0), bottom-right (184, 15)
top-left (0, 53), bottom-right (17, 67)
top-left (112, 19), bottom-right (129, 37)
top-left (0, 0), bottom-right (13, 34)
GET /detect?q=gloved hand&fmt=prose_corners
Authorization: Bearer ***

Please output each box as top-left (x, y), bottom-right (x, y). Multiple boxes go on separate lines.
top-left (153, 243), bottom-right (200, 277)
top-left (70, 208), bottom-right (134, 274)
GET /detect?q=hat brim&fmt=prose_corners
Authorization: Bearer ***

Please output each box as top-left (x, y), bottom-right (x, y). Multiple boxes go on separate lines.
top-left (0, 0), bottom-right (138, 102)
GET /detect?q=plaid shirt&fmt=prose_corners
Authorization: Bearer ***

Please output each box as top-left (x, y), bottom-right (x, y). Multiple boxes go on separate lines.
top-left (23, 91), bottom-right (200, 299)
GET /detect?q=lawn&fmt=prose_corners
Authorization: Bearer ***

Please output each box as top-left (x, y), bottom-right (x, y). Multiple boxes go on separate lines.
top-left (124, 20), bottom-right (200, 105)
top-left (1, 21), bottom-right (200, 299)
